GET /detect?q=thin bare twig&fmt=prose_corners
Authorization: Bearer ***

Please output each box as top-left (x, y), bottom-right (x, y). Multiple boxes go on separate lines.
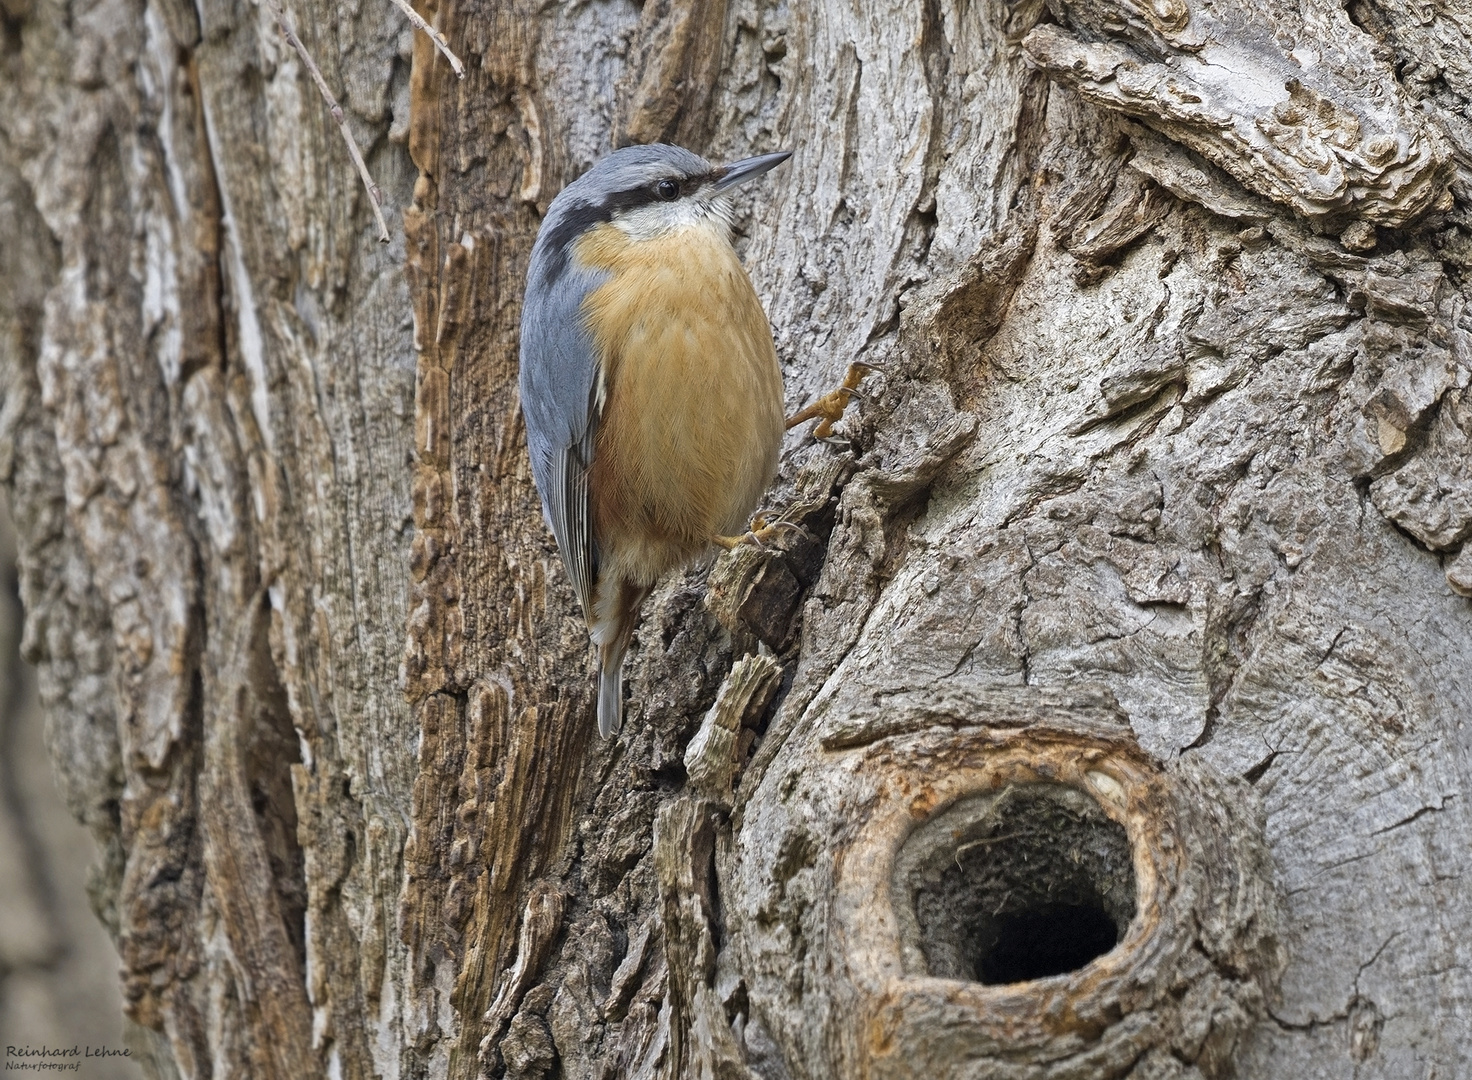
top-left (265, 0), bottom-right (392, 244)
top-left (383, 0), bottom-right (465, 79)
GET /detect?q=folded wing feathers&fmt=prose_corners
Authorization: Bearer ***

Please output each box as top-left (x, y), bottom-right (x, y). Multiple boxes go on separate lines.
top-left (548, 424), bottom-right (599, 623)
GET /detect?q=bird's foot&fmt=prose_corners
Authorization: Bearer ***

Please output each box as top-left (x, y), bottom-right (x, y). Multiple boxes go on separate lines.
top-left (785, 361), bottom-right (882, 440)
top-left (712, 517), bottom-right (806, 551)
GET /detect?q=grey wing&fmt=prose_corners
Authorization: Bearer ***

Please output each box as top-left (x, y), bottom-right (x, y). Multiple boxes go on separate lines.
top-left (519, 260), bottom-right (607, 623)
top-left (542, 421), bottom-right (598, 621)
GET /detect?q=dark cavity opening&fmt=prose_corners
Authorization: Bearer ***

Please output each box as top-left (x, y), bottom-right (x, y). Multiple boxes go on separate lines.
top-left (977, 902), bottom-right (1121, 983)
top-left (895, 783), bottom-right (1136, 985)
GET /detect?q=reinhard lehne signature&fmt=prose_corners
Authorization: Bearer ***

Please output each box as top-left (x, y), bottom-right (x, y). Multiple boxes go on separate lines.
top-left (5, 1045), bottom-right (132, 1072)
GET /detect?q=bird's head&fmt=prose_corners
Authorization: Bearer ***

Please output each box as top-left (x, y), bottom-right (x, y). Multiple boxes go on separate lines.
top-left (532, 144), bottom-right (791, 282)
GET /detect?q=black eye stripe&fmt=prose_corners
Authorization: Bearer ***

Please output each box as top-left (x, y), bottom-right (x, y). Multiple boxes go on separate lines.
top-left (535, 167), bottom-right (722, 285)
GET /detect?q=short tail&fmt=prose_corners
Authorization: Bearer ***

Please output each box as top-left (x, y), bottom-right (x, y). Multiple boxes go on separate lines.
top-left (597, 653), bottom-right (624, 738)
top-left (591, 579), bottom-right (652, 738)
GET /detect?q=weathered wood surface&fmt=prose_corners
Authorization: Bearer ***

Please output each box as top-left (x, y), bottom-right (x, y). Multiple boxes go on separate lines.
top-left (1, 0), bottom-right (1470, 1074)
top-left (0, 501), bottom-right (143, 1079)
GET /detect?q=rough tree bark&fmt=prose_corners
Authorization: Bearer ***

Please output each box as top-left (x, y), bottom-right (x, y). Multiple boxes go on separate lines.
top-left (1, 0), bottom-right (1470, 1074)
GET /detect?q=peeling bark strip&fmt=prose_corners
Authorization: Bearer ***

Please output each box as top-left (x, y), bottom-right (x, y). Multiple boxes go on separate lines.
top-left (1021, 0), bottom-right (1453, 227)
top-left (401, 7), bottom-right (597, 1079)
top-left (4, 0), bottom-right (1472, 1074)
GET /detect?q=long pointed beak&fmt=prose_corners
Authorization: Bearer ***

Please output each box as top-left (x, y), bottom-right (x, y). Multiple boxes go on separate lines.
top-left (713, 150), bottom-right (792, 191)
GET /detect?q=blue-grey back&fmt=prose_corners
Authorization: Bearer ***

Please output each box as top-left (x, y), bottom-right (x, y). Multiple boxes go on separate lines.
top-left (519, 245), bottom-right (604, 620)
top-left (519, 252), bottom-right (604, 470)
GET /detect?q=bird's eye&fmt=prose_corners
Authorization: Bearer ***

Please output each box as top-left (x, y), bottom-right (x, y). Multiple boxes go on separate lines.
top-left (655, 179), bottom-right (680, 201)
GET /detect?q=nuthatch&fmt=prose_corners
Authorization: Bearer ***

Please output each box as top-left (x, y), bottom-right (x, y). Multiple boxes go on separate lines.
top-left (520, 143), bottom-right (792, 737)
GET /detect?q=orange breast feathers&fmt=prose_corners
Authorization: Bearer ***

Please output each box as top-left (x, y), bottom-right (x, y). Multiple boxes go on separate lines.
top-left (573, 220), bottom-right (785, 587)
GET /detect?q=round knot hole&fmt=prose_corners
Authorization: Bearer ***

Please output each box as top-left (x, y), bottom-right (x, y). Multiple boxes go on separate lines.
top-left (894, 783), bottom-right (1136, 985)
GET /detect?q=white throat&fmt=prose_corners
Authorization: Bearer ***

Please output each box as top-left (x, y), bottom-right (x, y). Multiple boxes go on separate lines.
top-left (611, 191), bottom-right (735, 243)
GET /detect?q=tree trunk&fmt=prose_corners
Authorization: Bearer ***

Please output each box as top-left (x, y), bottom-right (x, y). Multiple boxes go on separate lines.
top-left (2, 0), bottom-right (1470, 1074)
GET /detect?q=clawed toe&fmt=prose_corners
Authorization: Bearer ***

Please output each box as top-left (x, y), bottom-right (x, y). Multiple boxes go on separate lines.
top-left (712, 518), bottom-right (809, 552)
top-left (785, 361), bottom-right (882, 439)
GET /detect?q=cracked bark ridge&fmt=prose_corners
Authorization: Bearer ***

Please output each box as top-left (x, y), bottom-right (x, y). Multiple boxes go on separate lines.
top-left (400, 8), bottom-right (603, 1079)
top-left (615, 0), bottom-right (731, 149)
top-left (2, 0), bottom-right (417, 1067)
top-left (731, 688), bottom-right (1283, 1080)
top-left (1022, 0), bottom-right (1453, 227)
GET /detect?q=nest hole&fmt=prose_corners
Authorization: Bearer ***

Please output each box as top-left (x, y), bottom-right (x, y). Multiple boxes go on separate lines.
top-left (895, 783), bottom-right (1136, 985)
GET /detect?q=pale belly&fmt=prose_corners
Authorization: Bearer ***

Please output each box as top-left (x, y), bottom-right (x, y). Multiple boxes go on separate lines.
top-left (578, 222), bottom-right (785, 585)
